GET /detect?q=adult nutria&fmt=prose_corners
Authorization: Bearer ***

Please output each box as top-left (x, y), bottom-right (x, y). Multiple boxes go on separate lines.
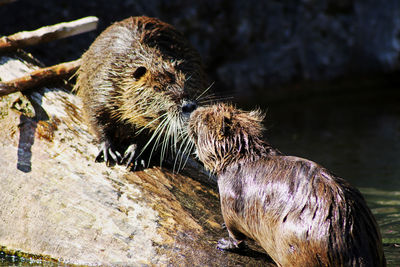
top-left (75, 16), bottom-right (208, 168)
top-left (188, 103), bottom-right (386, 267)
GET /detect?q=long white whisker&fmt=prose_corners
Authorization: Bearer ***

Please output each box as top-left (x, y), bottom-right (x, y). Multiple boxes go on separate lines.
top-left (147, 116), bottom-right (170, 166)
top-left (173, 116), bottom-right (192, 172)
top-left (196, 82), bottom-right (215, 101)
top-left (136, 113), bottom-right (167, 135)
top-left (198, 96), bottom-right (233, 103)
top-left (181, 142), bottom-right (195, 171)
top-left (177, 133), bottom-right (194, 172)
top-left (137, 115), bottom-right (169, 160)
top-left (159, 116), bottom-right (172, 166)
top-left (175, 138), bottom-right (187, 171)
top-left (164, 114), bottom-right (178, 162)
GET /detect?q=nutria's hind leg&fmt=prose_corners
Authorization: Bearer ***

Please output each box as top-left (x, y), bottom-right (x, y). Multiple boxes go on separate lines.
top-left (95, 139), bottom-right (122, 166)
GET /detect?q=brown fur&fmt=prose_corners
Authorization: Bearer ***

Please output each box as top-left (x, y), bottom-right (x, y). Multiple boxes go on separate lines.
top-left (189, 103), bottom-right (386, 267)
top-left (75, 16), bottom-right (207, 167)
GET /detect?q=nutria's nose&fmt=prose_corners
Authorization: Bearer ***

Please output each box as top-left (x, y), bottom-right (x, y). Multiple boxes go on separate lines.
top-left (182, 101), bottom-right (197, 114)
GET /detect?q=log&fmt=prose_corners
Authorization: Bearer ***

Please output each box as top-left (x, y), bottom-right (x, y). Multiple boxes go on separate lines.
top-left (0, 16), bottom-right (98, 52)
top-left (0, 59), bottom-right (81, 96)
top-left (0, 53), bottom-right (274, 266)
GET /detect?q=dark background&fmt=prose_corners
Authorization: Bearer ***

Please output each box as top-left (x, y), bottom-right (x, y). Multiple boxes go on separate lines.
top-left (1, 0), bottom-right (400, 102)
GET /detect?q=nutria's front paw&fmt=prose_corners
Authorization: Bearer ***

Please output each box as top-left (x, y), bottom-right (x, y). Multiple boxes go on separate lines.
top-left (217, 238), bottom-right (245, 251)
top-left (121, 144), bottom-right (146, 171)
top-left (95, 141), bottom-right (122, 166)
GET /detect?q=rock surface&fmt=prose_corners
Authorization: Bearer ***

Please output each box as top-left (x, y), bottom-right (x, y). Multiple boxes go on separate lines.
top-left (0, 53), bottom-right (274, 265)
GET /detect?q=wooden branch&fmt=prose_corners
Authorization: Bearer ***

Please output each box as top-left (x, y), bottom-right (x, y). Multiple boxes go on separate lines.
top-left (0, 16), bottom-right (98, 51)
top-left (0, 59), bottom-right (81, 96)
top-left (0, 0), bottom-right (17, 6)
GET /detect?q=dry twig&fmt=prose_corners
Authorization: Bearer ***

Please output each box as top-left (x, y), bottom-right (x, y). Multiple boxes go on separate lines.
top-left (0, 16), bottom-right (98, 51)
top-left (0, 59), bottom-right (81, 96)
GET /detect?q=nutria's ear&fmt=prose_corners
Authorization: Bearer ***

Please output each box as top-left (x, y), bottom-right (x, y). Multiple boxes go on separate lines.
top-left (218, 111), bottom-right (232, 139)
top-left (133, 66), bottom-right (147, 80)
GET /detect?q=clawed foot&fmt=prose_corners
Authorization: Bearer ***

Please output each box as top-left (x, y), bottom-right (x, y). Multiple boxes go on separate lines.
top-left (95, 141), bottom-right (122, 166)
top-left (121, 144), bottom-right (146, 171)
top-left (95, 141), bottom-right (147, 170)
top-left (217, 237), bottom-right (246, 252)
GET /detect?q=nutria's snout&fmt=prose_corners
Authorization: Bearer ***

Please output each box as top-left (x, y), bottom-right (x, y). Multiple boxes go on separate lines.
top-left (181, 100), bottom-right (198, 116)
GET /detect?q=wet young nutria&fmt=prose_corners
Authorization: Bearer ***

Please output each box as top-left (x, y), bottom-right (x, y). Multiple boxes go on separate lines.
top-left (188, 103), bottom-right (386, 267)
top-left (75, 16), bottom-right (208, 168)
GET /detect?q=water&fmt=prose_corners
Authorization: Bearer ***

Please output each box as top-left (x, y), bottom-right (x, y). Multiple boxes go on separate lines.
top-left (260, 86), bottom-right (400, 266)
top-left (0, 253), bottom-right (54, 267)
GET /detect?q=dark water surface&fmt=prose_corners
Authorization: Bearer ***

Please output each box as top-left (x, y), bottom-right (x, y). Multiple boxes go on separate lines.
top-left (261, 86), bottom-right (400, 266)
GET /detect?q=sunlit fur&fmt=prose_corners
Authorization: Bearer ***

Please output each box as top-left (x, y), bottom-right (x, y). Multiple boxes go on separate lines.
top-left (189, 103), bottom-right (278, 173)
top-left (74, 16), bottom-right (209, 166)
top-left (189, 103), bottom-right (386, 267)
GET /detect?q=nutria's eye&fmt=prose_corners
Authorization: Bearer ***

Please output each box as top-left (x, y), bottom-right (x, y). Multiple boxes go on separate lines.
top-left (153, 86), bottom-right (162, 92)
top-left (133, 67), bottom-right (147, 80)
